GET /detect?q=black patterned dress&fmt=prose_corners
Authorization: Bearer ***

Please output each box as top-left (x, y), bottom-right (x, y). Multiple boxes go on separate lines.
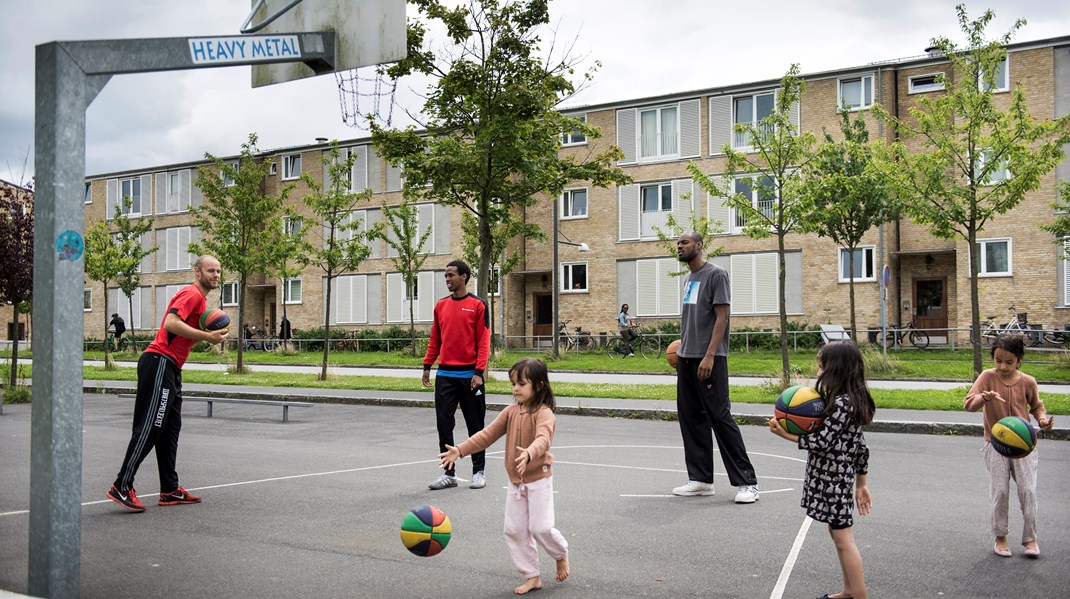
top-left (797, 394), bottom-right (870, 528)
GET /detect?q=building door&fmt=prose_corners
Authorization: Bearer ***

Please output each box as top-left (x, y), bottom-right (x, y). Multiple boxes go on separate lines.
top-left (533, 293), bottom-right (552, 345)
top-left (913, 277), bottom-right (947, 332)
top-left (269, 302), bottom-right (277, 336)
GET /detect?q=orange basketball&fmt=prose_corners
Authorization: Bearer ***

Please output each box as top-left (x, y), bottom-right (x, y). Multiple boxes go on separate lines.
top-left (665, 339), bottom-right (681, 370)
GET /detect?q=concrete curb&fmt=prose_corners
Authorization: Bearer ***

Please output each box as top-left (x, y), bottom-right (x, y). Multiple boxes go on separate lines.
top-left (86, 384), bottom-right (1070, 441)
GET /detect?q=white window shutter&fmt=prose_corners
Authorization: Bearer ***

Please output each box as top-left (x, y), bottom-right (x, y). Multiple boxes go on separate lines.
top-left (672, 179), bottom-right (694, 225)
top-left (386, 161), bottom-right (403, 192)
top-left (353, 275), bottom-right (368, 323)
top-left (352, 146), bottom-right (369, 191)
top-left (754, 253), bottom-right (779, 313)
top-left (709, 96), bottom-right (732, 155)
top-left (386, 272), bottom-right (403, 323)
top-left (789, 100), bottom-right (801, 131)
top-left (179, 169), bottom-right (191, 211)
top-left (616, 108), bottom-right (637, 164)
top-left (338, 276), bottom-right (353, 324)
top-left (368, 152), bottom-right (383, 193)
top-left (107, 178), bottom-right (119, 219)
top-left (680, 99), bottom-right (701, 158)
top-left (419, 204), bottom-right (434, 254)
top-left (418, 271), bottom-right (436, 322)
top-left (618, 185), bottom-right (640, 241)
top-left (323, 150), bottom-right (334, 188)
top-left (139, 288), bottom-right (153, 329)
top-left (433, 269), bottom-right (448, 300)
top-left (155, 286), bottom-right (167, 327)
top-left (366, 209), bottom-right (382, 258)
top-left (635, 260), bottom-right (658, 316)
top-left (434, 203), bottom-right (450, 255)
top-left (165, 229), bottom-right (178, 271)
top-left (191, 175), bottom-right (203, 208)
top-left (657, 258), bottom-right (681, 316)
top-left (706, 176), bottom-right (732, 235)
top-left (731, 254), bottom-right (755, 315)
top-left (181, 227), bottom-right (192, 269)
top-left (154, 173), bottom-right (166, 215)
top-left (140, 232), bottom-right (153, 273)
top-left (139, 174), bottom-right (152, 214)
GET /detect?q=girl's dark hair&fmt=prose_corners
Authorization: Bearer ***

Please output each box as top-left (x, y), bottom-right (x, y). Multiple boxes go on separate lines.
top-left (990, 334), bottom-right (1025, 362)
top-left (815, 342), bottom-right (875, 426)
top-left (509, 358), bottom-right (556, 412)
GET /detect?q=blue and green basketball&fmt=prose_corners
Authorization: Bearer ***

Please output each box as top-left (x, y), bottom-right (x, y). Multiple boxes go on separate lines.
top-left (774, 385), bottom-right (826, 435)
top-left (400, 505), bottom-right (452, 557)
top-left (199, 309), bottom-right (230, 331)
top-left (990, 416), bottom-right (1038, 459)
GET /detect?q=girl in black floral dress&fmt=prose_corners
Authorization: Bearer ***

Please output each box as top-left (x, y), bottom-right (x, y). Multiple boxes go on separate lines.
top-left (769, 342), bottom-right (875, 599)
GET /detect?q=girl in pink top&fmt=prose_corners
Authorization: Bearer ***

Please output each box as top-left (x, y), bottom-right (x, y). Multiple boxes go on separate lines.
top-left (964, 334), bottom-right (1054, 558)
top-left (440, 358), bottom-right (569, 595)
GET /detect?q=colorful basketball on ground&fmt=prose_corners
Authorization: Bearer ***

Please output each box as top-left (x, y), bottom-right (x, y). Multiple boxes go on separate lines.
top-left (990, 416), bottom-right (1038, 459)
top-left (400, 505), bottom-right (452, 557)
top-left (665, 340), bottom-right (681, 370)
top-left (199, 309), bottom-right (230, 331)
top-left (774, 385), bottom-right (826, 435)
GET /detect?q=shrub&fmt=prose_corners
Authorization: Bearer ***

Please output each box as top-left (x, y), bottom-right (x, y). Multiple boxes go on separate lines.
top-left (2, 385), bottom-right (32, 404)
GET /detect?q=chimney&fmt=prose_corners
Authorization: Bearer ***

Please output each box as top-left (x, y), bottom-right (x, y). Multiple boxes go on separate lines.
top-left (924, 45), bottom-right (943, 58)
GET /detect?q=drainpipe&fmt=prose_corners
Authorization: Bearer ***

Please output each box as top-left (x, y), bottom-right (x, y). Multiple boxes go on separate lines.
top-left (877, 65), bottom-right (887, 363)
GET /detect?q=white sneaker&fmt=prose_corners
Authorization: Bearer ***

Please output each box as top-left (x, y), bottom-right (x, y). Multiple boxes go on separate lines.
top-left (734, 485), bottom-right (759, 504)
top-left (470, 471), bottom-right (486, 489)
top-left (428, 474), bottom-right (457, 490)
top-left (672, 480), bottom-right (715, 496)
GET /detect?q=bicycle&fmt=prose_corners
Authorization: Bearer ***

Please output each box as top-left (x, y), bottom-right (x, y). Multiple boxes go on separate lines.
top-left (332, 329), bottom-right (359, 352)
top-left (557, 320), bottom-right (596, 353)
top-left (970, 306), bottom-right (1040, 348)
top-left (105, 334), bottom-right (131, 353)
top-left (879, 317), bottom-right (930, 350)
top-left (606, 323), bottom-right (661, 359)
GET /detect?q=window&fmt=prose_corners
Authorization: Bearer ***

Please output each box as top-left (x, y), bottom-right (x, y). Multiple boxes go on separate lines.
top-left (975, 149), bottom-right (1010, 185)
top-left (83, 288), bottom-right (92, 312)
top-left (729, 253), bottom-right (779, 315)
top-left (641, 183), bottom-right (672, 213)
top-left (632, 258), bottom-right (681, 317)
top-left (284, 216), bottom-right (303, 237)
top-left (283, 154), bottom-right (302, 180)
top-left (975, 238), bottom-right (1011, 277)
top-left (639, 105), bottom-right (678, 159)
top-left (733, 176), bottom-right (776, 230)
top-left (561, 262), bottom-right (587, 292)
top-left (839, 247), bottom-right (877, 282)
top-left (165, 226), bottom-right (192, 271)
top-left (119, 177), bottom-right (142, 215)
top-left (909, 74), bottom-right (945, 94)
top-left (222, 161), bottom-right (237, 186)
top-left (84, 183), bottom-right (92, 204)
top-left (561, 189), bottom-right (588, 219)
top-left (162, 170), bottom-right (191, 214)
top-left (221, 282), bottom-right (238, 306)
top-left (284, 278), bottom-right (303, 304)
top-left (733, 92), bottom-right (775, 148)
top-left (562, 114), bottom-right (587, 146)
top-left (838, 75), bottom-right (874, 110)
top-left (980, 57), bottom-right (1009, 92)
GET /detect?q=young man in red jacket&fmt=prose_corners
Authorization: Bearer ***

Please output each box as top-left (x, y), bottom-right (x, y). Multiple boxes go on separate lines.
top-left (422, 260), bottom-right (491, 490)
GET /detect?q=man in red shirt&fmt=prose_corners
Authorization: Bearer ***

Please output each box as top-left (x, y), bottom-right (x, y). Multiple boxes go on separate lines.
top-left (423, 260), bottom-right (491, 490)
top-left (107, 255), bottom-right (229, 512)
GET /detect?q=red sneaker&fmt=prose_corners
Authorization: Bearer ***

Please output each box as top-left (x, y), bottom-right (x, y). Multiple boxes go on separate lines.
top-left (158, 486), bottom-right (202, 506)
top-left (107, 485), bottom-right (146, 513)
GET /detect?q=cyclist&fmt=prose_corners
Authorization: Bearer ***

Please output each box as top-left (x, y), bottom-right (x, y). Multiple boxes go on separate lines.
top-left (617, 304), bottom-right (638, 356)
top-left (109, 313), bottom-right (127, 351)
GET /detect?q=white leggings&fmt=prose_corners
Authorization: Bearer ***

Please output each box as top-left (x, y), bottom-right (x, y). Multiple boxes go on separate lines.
top-left (503, 476), bottom-right (568, 578)
top-left (982, 442), bottom-right (1039, 544)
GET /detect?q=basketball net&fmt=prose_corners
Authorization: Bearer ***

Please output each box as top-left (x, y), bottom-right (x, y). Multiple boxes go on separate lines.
top-left (335, 65), bottom-right (399, 131)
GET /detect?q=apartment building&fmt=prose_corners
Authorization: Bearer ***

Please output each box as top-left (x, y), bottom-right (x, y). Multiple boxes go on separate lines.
top-left (72, 35), bottom-right (1070, 346)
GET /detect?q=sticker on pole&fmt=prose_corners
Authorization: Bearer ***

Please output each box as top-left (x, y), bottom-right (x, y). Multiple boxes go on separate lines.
top-left (882, 264), bottom-right (891, 288)
top-left (56, 230), bottom-right (84, 261)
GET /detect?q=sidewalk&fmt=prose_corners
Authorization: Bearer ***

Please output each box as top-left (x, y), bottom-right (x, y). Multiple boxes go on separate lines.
top-left (86, 362), bottom-right (1070, 440)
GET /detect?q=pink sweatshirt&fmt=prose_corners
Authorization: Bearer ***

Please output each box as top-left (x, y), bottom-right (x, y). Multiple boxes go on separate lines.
top-left (964, 369), bottom-right (1046, 442)
top-left (457, 404), bottom-right (555, 484)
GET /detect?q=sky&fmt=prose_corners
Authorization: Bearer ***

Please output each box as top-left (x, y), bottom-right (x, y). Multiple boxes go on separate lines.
top-left (2, 0), bottom-right (1069, 181)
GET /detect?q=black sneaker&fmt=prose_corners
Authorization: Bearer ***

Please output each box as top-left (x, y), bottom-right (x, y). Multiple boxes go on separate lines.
top-left (107, 485), bottom-right (146, 513)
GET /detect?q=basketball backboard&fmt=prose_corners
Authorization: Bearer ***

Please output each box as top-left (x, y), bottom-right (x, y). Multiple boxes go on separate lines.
top-left (247, 0), bottom-right (407, 88)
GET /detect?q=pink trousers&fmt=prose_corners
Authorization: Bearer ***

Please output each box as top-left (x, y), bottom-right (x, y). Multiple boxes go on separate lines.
top-left (503, 476), bottom-right (568, 579)
top-left (981, 442), bottom-right (1039, 544)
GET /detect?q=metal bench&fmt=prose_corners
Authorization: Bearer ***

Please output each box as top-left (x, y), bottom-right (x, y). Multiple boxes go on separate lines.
top-left (119, 394), bottom-right (312, 422)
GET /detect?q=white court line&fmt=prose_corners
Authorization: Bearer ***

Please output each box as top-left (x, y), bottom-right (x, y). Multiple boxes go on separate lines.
top-left (554, 459), bottom-right (803, 483)
top-left (621, 488), bottom-right (794, 498)
top-left (770, 516), bottom-right (813, 599)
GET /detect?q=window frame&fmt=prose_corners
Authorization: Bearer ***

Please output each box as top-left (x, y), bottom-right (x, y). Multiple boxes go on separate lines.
top-left (908, 73), bottom-right (945, 94)
top-left (84, 182), bottom-right (92, 204)
top-left (283, 277), bottom-right (303, 305)
top-left (282, 154), bottom-right (302, 180)
top-left (731, 91), bottom-right (776, 149)
top-left (284, 215), bottom-right (303, 238)
top-left (560, 188), bottom-right (588, 220)
top-left (164, 226), bottom-right (193, 271)
top-left (975, 149), bottom-right (1010, 185)
top-left (838, 246), bottom-right (877, 283)
top-left (638, 104), bottom-right (680, 161)
top-left (83, 288), bottom-right (92, 312)
top-left (119, 177), bottom-right (142, 215)
top-left (562, 113), bottom-right (587, 146)
top-left (837, 74), bottom-right (874, 111)
top-left (975, 238), bottom-right (1012, 278)
top-left (979, 57), bottom-right (1009, 93)
top-left (731, 175), bottom-right (777, 232)
top-left (561, 262), bottom-right (588, 293)
top-left (221, 282), bottom-right (239, 307)
top-left (222, 161), bottom-right (238, 186)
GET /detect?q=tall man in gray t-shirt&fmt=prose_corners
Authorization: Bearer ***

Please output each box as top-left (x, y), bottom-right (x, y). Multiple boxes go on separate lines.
top-left (671, 232), bottom-right (759, 503)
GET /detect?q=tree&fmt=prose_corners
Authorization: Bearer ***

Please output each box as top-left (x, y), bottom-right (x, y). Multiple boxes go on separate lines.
top-left (371, 0), bottom-right (630, 300)
top-left (190, 133), bottom-right (294, 373)
top-left (0, 180), bottom-right (33, 395)
top-left (801, 110), bottom-right (897, 342)
top-left (303, 142), bottom-right (378, 379)
top-left (653, 211), bottom-right (724, 277)
top-left (112, 198), bottom-right (157, 353)
top-left (266, 208), bottom-right (311, 351)
top-left (84, 221), bottom-right (123, 367)
top-left (688, 65), bottom-right (816, 384)
top-left (1040, 181), bottom-right (1070, 256)
top-left (381, 200), bottom-right (434, 355)
top-left (873, 5), bottom-right (1070, 376)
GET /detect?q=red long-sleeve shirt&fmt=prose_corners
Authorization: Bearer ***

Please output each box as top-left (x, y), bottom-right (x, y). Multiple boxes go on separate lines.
top-left (423, 293), bottom-right (490, 377)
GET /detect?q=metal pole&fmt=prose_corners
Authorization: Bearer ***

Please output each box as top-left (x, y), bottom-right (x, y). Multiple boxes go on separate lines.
top-left (552, 196), bottom-right (560, 358)
top-left (877, 65), bottom-right (888, 366)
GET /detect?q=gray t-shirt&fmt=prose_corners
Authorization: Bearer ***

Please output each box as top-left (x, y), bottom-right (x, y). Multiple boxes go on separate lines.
top-left (679, 261), bottom-right (731, 358)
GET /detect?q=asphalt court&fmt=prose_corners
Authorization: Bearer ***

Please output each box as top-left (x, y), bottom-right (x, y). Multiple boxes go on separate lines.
top-left (1, 395), bottom-right (1068, 598)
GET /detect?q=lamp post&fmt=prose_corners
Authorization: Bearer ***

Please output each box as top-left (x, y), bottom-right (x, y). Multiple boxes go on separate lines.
top-left (552, 197), bottom-right (589, 357)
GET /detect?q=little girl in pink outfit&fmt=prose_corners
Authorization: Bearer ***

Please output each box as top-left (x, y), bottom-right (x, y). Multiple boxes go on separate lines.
top-left (440, 358), bottom-right (569, 595)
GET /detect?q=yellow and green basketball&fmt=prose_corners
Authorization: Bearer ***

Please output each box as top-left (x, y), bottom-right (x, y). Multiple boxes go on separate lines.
top-left (400, 505), bottom-right (452, 557)
top-left (990, 416), bottom-right (1038, 459)
top-left (774, 385), bottom-right (826, 435)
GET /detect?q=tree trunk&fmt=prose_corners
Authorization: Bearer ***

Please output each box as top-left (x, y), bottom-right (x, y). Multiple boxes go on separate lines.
top-left (968, 226), bottom-right (983, 377)
top-left (408, 279), bottom-right (418, 357)
top-left (8, 302), bottom-right (19, 392)
top-left (103, 284), bottom-right (111, 368)
top-left (236, 276), bottom-right (246, 373)
top-left (321, 271), bottom-right (333, 380)
top-left (778, 234), bottom-right (790, 386)
top-left (847, 249), bottom-right (857, 342)
top-left (127, 292), bottom-right (137, 352)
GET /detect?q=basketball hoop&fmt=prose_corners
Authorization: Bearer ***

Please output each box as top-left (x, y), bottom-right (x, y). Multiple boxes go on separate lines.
top-left (241, 0), bottom-right (305, 34)
top-left (335, 65), bottom-right (399, 130)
